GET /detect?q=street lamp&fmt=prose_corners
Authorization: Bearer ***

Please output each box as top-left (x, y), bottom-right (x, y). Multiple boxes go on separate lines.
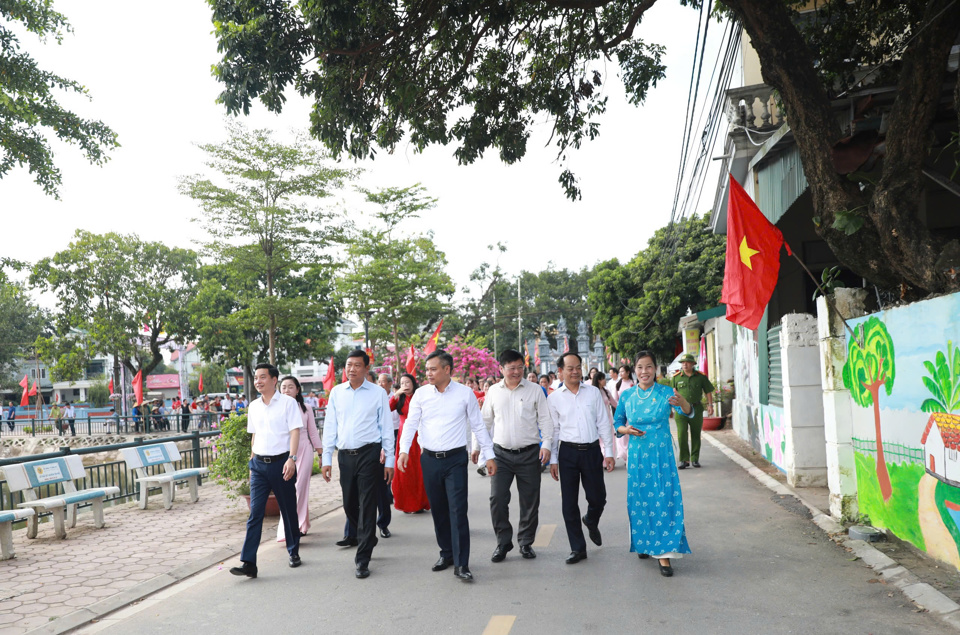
top-left (358, 310), bottom-right (375, 351)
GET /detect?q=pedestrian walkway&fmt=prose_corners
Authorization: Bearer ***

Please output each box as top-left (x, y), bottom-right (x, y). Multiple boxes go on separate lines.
top-left (0, 467), bottom-right (342, 635)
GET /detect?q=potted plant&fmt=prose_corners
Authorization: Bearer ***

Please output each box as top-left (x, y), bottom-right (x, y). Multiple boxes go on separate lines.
top-left (209, 413), bottom-right (280, 515)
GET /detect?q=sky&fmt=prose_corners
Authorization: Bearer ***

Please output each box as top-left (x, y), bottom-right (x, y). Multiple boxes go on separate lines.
top-left (4, 1), bottom-right (733, 305)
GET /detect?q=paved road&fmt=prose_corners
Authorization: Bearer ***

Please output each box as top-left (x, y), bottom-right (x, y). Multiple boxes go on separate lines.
top-left (84, 441), bottom-right (945, 635)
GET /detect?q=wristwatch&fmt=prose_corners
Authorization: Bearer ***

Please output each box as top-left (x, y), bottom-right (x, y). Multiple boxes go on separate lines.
top-left (289, 455), bottom-right (297, 462)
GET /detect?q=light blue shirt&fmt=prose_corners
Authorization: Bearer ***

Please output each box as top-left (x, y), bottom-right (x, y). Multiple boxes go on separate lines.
top-left (322, 380), bottom-right (395, 468)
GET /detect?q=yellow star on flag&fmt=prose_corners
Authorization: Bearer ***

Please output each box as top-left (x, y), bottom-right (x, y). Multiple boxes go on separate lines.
top-left (739, 236), bottom-right (760, 270)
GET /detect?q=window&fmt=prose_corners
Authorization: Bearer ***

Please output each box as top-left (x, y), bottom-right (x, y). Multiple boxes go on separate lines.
top-left (950, 448), bottom-right (958, 462)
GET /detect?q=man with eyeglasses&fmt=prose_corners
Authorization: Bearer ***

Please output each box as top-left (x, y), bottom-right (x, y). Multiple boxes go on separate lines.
top-left (474, 349), bottom-right (552, 562)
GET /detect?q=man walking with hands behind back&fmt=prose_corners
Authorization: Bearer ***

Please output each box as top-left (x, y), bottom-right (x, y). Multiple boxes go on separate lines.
top-left (548, 353), bottom-right (615, 564)
top-left (398, 350), bottom-right (497, 582)
top-left (477, 349), bottom-right (552, 562)
top-left (231, 363), bottom-right (303, 579)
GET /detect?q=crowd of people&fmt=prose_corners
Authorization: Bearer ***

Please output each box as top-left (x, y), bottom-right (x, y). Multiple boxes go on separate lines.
top-left (231, 344), bottom-right (717, 584)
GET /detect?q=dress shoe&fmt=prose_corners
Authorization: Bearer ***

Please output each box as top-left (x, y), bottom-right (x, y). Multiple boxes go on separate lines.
top-left (432, 556), bottom-right (454, 572)
top-left (677, 461), bottom-right (690, 470)
top-left (692, 462), bottom-right (701, 468)
top-left (477, 466), bottom-right (487, 476)
top-left (637, 553), bottom-right (650, 559)
top-left (380, 527), bottom-right (392, 538)
top-left (336, 537), bottom-right (359, 547)
top-left (659, 562), bottom-right (674, 577)
top-left (288, 554), bottom-right (301, 568)
top-left (565, 551), bottom-right (587, 564)
top-left (519, 545), bottom-right (536, 559)
top-left (356, 564), bottom-right (370, 579)
top-left (454, 566), bottom-right (474, 581)
top-left (229, 562), bottom-right (258, 578)
top-left (582, 515), bottom-right (602, 546)
top-left (491, 543), bottom-right (514, 562)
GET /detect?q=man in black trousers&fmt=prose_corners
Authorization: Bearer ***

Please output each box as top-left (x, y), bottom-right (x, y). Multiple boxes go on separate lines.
top-left (321, 350), bottom-right (394, 579)
top-left (548, 353), bottom-right (615, 564)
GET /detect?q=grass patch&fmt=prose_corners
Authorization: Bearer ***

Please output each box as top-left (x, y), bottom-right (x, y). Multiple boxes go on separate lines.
top-left (934, 479), bottom-right (960, 549)
top-left (854, 452), bottom-right (925, 550)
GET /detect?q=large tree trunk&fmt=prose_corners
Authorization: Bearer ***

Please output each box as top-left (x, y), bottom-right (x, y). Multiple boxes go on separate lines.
top-left (724, 0), bottom-right (960, 294)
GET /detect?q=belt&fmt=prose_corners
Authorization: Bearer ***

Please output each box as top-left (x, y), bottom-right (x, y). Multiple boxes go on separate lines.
top-left (255, 452), bottom-right (289, 463)
top-left (422, 446), bottom-right (466, 459)
top-left (561, 440), bottom-right (599, 451)
top-left (339, 442), bottom-right (380, 456)
top-left (494, 443), bottom-right (540, 454)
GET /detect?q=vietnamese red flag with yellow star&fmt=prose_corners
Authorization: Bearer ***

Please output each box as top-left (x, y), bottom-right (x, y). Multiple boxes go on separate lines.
top-left (322, 356), bottom-right (336, 394)
top-left (423, 319), bottom-right (443, 356)
top-left (405, 345), bottom-right (417, 374)
top-left (721, 174), bottom-right (791, 330)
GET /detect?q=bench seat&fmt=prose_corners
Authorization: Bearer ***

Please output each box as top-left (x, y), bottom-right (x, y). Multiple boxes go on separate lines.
top-left (0, 508), bottom-right (35, 560)
top-left (119, 443), bottom-right (208, 510)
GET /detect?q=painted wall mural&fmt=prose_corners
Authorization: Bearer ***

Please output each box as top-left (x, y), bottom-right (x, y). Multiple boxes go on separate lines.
top-left (844, 293), bottom-right (960, 568)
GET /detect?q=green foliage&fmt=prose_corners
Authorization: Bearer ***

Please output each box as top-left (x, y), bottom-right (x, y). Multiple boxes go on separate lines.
top-left (935, 477), bottom-right (960, 552)
top-left (189, 363), bottom-right (228, 396)
top-left (209, 413), bottom-right (251, 497)
top-left (853, 452), bottom-right (925, 549)
top-left (841, 317), bottom-right (896, 408)
top-left (86, 379), bottom-right (110, 407)
top-left (0, 0), bottom-right (119, 196)
top-left (920, 341), bottom-right (960, 413)
top-left (30, 230), bottom-right (198, 380)
top-left (0, 277), bottom-right (46, 389)
top-left (812, 266), bottom-right (846, 301)
top-left (831, 208), bottom-right (865, 236)
top-left (587, 214), bottom-right (725, 362)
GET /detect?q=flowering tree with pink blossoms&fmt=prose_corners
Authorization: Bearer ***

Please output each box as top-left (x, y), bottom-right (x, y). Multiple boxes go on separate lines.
top-left (381, 336), bottom-right (499, 383)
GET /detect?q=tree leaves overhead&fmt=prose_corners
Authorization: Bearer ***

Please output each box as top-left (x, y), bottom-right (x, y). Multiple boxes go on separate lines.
top-left (207, 0), bottom-right (668, 199)
top-left (0, 0), bottom-right (118, 196)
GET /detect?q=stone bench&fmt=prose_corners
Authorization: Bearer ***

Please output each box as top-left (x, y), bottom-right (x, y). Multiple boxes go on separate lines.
top-left (0, 508), bottom-right (35, 560)
top-left (2, 455), bottom-right (120, 539)
top-left (119, 442), bottom-right (209, 510)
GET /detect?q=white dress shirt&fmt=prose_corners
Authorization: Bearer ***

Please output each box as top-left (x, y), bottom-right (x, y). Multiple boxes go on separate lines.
top-left (247, 392), bottom-right (304, 456)
top-left (547, 383), bottom-right (615, 463)
top-left (322, 380), bottom-right (395, 468)
top-left (400, 380), bottom-right (495, 462)
top-left (386, 390), bottom-right (401, 431)
top-left (479, 378), bottom-right (552, 451)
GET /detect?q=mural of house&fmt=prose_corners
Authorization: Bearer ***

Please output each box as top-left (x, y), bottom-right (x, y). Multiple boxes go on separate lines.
top-left (921, 413), bottom-right (960, 488)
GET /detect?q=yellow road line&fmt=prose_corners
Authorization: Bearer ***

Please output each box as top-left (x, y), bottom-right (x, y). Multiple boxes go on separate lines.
top-left (482, 615), bottom-right (516, 635)
top-left (532, 523), bottom-right (556, 548)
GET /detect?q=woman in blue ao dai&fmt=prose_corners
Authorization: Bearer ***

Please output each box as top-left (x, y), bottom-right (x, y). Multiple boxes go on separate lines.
top-left (613, 351), bottom-right (693, 577)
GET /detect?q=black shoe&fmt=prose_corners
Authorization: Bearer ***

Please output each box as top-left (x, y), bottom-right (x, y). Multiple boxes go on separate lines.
top-left (692, 462), bottom-right (701, 468)
top-left (431, 556), bottom-right (454, 572)
top-left (677, 461), bottom-right (690, 470)
top-left (659, 562), bottom-right (674, 577)
top-left (288, 554), bottom-right (301, 568)
top-left (582, 516), bottom-right (602, 546)
top-left (565, 551), bottom-right (587, 565)
top-left (491, 543), bottom-right (514, 562)
top-left (380, 527), bottom-right (391, 538)
top-left (356, 564), bottom-right (370, 579)
top-left (638, 553), bottom-right (650, 559)
top-left (336, 537), bottom-right (359, 547)
top-left (477, 466), bottom-right (487, 476)
top-left (229, 562), bottom-right (258, 578)
top-left (519, 545), bottom-right (536, 559)
top-left (454, 566), bottom-right (474, 582)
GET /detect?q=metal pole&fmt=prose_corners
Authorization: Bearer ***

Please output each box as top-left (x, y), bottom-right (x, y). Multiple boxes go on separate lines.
top-left (517, 278), bottom-right (522, 354)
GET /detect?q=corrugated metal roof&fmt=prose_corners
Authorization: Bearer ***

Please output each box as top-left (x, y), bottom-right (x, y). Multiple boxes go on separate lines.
top-left (756, 144), bottom-right (808, 225)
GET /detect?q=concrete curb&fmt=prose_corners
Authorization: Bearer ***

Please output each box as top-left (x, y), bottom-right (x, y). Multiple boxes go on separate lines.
top-left (703, 431), bottom-right (960, 630)
top-left (29, 499), bottom-right (344, 635)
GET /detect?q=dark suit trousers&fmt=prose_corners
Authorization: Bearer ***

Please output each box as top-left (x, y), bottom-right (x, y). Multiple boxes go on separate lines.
top-left (558, 442), bottom-right (606, 553)
top-left (241, 456), bottom-right (299, 565)
top-left (490, 445), bottom-right (541, 548)
top-left (339, 443), bottom-right (382, 566)
top-left (421, 448), bottom-right (471, 566)
top-left (344, 432), bottom-right (394, 537)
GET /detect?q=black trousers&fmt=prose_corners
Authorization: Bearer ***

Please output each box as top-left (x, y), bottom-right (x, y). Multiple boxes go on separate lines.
top-left (338, 443), bottom-right (382, 566)
top-left (421, 448), bottom-right (470, 566)
top-left (490, 445), bottom-right (541, 548)
top-left (558, 441), bottom-right (606, 553)
top-left (344, 471), bottom-right (392, 537)
top-left (241, 454), bottom-right (299, 564)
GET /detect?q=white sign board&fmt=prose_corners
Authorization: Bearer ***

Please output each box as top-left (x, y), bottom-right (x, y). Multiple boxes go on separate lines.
top-left (34, 463), bottom-right (64, 484)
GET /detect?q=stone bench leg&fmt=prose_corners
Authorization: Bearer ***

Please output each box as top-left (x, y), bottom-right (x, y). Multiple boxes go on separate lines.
top-left (92, 498), bottom-right (106, 529)
top-left (52, 507), bottom-right (67, 539)
top-left (26, 513), bottom-right (38, 539)
top-left (161, 482), bottom-right (174, 510)
top-left (138, 482), bottom-right (150, 510)
top-left (187, 476), bottom-right (199, 503)
top-left (66, 504), bottom-right (77, 529)
top-left (0, 522), bottom-right (14, 560)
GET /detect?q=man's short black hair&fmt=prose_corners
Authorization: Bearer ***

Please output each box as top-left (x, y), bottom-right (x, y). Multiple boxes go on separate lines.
top-left (498, 349), bottom-right (524, 366)
top-left (347, 349), bottom-right (370, 366)
top-left (557, 353), bottom-right (582, 369)
top-left (255, 362), bottom-right (279, 379)
top-left (426, 350), bottom-right (454, 370)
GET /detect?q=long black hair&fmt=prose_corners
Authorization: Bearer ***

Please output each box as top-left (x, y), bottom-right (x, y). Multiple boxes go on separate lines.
top-left (396, 373), bottom-right (419, 410)
top-left (615, 364), bottom-right (634, 392)
top-left (280, 375), bottom-right (307, 413)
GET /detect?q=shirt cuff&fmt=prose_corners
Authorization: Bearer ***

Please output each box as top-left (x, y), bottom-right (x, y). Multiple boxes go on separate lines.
top-left (322, 451), bottom-right (333, 466)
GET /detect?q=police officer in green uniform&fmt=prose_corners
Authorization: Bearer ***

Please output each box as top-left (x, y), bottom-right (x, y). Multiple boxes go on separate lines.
top-left (671, 353), bottom-right (715, 469)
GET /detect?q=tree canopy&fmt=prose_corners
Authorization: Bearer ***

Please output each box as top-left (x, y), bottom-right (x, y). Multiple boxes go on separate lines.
top-left (0, 260), bottom-right (46, 391)
top-left (1, 0), bottom-right (118, 196)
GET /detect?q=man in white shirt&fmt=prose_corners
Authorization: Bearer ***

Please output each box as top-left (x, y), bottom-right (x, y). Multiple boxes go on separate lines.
top-left (477, 349), bottom-right (552, 563)
top-left (63, 402), bottom-right (76, 436)
top-left (548, 353), bottom-right (615, 565)
top-left (304, 391), bottom-right (319, 410)
top-left (550, 365), bottom-right (564, 391)
top-left (222, 393), bottom-right (233, 412)
top-left (231, 363), bottom-right (303, 578)
top-left (398, 350), bottom-right (497, 582)
top-left (321, 350), bottom-right (394, 579)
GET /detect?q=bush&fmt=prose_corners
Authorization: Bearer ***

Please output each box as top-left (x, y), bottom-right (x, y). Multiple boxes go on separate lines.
top-left (208, 413), bottom-right (251, 498)
top-left (87, 380), bottom-right (111, 407)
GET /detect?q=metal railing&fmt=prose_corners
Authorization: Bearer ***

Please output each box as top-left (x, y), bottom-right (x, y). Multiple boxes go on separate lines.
top-left (0, 431), bottom-right (221, 523)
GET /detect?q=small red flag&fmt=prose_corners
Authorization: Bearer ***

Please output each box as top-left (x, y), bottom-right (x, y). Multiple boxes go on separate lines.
top-left (720, 175), bottom-right (791, 330)
top-left (108, 377), bottom-right (114, 394)
top-left (132, 370), bottom-right (143, 405)
top-left (19, 374), bottom-right (28, 389)
top-left (341, 367), bottom-right (348, 383)
top-left (20, 387), bottom-right (28, 407)
top-left (198, 372), bottom-right (204, 393)
top-left (405, 345), bottom-right (417, 374)
top-left (322, 356), bottom-right (335, 394)
top-left (524, 343), bottom-right (530, 368)
top-left (365, 347), bottom-right (376, 366)
top-left (423, 319), bottom-right (443, 356)
top-left (28, 381), bottom-right (38, 396)
top-left (563, 336), bottom-right (569, 354)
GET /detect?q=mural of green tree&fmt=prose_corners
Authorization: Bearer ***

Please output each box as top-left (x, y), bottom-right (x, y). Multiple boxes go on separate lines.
top-left (843, 317), bottom-right (896, 501)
